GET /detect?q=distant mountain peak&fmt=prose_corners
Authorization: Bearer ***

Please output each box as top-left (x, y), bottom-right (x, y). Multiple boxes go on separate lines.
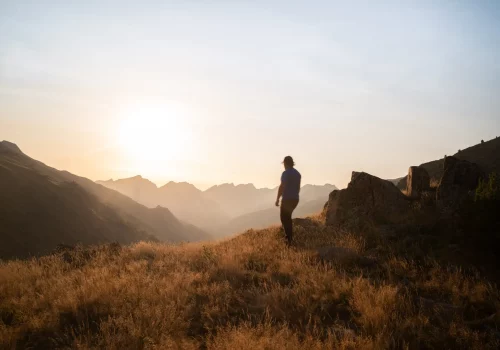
top-left (0, 141), bottom-right (23, 154)
top-left (302, 183), bottom-right (338, 190)
top-left (237, 183), bottom-right (256, 189)
top-left (207, 182), bottom-right (257, 190)
top-left (117, 175), bottom-right (156, 186)
top-left (218, 183), bottom-right (235, 188)
top-left (160, 181), bottom-right (200, 193)
top-left (96, 175), bottom-right (158, 191)
top-left (166, 181), bottom-right (192, 185)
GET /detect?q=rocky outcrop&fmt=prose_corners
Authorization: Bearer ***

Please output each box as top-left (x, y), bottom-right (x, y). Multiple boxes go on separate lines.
top-left (436, 156), bottom-right (485, 209)
top-left (351, 171), bottom-right (362, 182)
top-left (324, 172), bottom-right (409, 228)
top-left (406, 166), bottom-right (430, 198)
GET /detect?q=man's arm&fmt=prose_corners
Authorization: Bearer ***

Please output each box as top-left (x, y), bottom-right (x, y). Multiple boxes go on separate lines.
top-left (275, 183), bottom-right (284, 206)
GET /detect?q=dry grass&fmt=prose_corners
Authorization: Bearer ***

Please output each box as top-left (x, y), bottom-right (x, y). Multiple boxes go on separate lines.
top-left (1, 219), bottom-right (499, 349)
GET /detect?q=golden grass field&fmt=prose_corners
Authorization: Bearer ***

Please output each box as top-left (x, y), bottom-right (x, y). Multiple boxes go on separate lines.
top-left (1, 218), bottom-right (499, 349)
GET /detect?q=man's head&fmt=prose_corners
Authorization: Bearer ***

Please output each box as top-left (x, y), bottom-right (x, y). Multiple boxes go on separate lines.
top-left (283, 156), bottom-right (295, 169)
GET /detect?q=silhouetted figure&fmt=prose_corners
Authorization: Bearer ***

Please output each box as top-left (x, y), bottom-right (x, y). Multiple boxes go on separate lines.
top-left (276, 156), bottom-right (301, 245)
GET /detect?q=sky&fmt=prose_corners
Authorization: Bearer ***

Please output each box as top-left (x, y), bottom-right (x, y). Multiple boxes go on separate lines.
top-left (1, 0), bottom-right (499, 190)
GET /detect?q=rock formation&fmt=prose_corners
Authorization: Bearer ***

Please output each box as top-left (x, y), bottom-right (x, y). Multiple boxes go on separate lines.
top-left (436, 156), bottom-right (485, 209)
top-left (406, 166), bottom-right (430, 198)
top-left (324, 172), bottom-right (409, 227)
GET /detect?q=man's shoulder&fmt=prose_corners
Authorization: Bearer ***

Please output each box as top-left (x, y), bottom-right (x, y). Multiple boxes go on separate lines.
top-left (283, 168), bottom-right (301, 178)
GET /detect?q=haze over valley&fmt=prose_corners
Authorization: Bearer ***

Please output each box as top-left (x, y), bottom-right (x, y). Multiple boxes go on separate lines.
top-left (97, 176), bottom-right (336, 235)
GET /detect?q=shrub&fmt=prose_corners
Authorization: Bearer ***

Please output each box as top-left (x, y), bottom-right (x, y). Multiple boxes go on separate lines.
top-left (475, 173), bottom-right (500, 201)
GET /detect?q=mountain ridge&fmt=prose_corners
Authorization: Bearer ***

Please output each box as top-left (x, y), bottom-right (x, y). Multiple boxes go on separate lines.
top-left (396, 137), bottom-right (500, 189)
top-left (97, 174), bottom-right (337, 234)
top-left (0, 141), bottom-right (210, 259)
top-left (98, 176), bottom-right (336, 194)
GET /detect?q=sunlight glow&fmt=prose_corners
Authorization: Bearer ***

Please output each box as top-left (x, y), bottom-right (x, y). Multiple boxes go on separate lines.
top-left (115, 101), bottom-right (193, 175)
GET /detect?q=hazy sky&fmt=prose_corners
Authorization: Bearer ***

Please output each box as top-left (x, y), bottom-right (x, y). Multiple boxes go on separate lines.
top-left (1, 1), bottom-right (499, 189)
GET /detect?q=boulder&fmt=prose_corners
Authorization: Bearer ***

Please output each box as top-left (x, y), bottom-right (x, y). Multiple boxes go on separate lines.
top-left (406, 166), bottom-right (430, 198)
top-left (436, 156), bottom-right (485, 209)
top-left (324, 172), bottom-right (409, 227)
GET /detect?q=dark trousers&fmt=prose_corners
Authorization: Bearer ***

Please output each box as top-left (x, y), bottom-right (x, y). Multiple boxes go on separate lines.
top-left (280, 199), bottom-right (299, 245)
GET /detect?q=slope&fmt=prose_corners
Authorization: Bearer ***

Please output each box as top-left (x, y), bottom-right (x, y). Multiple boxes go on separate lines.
top-left (0, 141), bottom-right (210, 245)
top-left (1, 218), bottom-right (498, 348)
top-left (0, 145), bottom-right (155, 259)
top-left (397, 137), bottom-right (500, 189)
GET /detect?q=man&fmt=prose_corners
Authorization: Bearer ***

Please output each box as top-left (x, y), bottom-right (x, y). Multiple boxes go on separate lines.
top-left (275, 156), bottom-right (301, 245)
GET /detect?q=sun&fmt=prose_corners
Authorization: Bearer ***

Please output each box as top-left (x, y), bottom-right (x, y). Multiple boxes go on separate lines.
top-left (115, 101), bottom-right (193, 174)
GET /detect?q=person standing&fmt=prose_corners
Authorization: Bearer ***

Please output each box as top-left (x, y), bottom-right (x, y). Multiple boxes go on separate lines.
top-left (275, 156), bottom-right (301, 245)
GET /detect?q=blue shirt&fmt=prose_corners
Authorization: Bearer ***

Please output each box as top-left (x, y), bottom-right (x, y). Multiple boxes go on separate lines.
top-left (281, 168), bottom-right (301, 200)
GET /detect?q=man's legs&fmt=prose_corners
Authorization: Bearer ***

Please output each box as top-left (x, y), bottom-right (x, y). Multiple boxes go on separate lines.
top-left (280, 199), bottom-right (299, 245)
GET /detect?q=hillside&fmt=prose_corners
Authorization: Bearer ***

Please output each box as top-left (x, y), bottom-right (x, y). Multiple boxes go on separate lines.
top-left (0, 141), bottom-right (210, 258)
top-left (397, 137), bottom-right (500, 189)
top-left (1, 218), bottom-right (498, 348)
top-left (0, 156), bottom-right (154, 259)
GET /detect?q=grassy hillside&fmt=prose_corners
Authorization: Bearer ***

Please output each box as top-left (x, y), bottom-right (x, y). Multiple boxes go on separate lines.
top-left (397, 137), bottom-right (500, 189)
top-left (1, 219), bottom-right (498, 349)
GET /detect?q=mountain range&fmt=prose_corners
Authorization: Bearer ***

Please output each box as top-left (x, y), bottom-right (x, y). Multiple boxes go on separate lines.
top-left (0, 141), bottom-right (210, 259)
top-left (97, 177), bottom-right (337, 235)
top-left (2, 137), bottom-right (499, 260)
top-left (97, 177), bottom-right (230, 232)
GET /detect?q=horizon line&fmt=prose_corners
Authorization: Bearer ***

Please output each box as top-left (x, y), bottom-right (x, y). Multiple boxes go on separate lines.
top-left (96, 176), bottom-right (337, 192)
